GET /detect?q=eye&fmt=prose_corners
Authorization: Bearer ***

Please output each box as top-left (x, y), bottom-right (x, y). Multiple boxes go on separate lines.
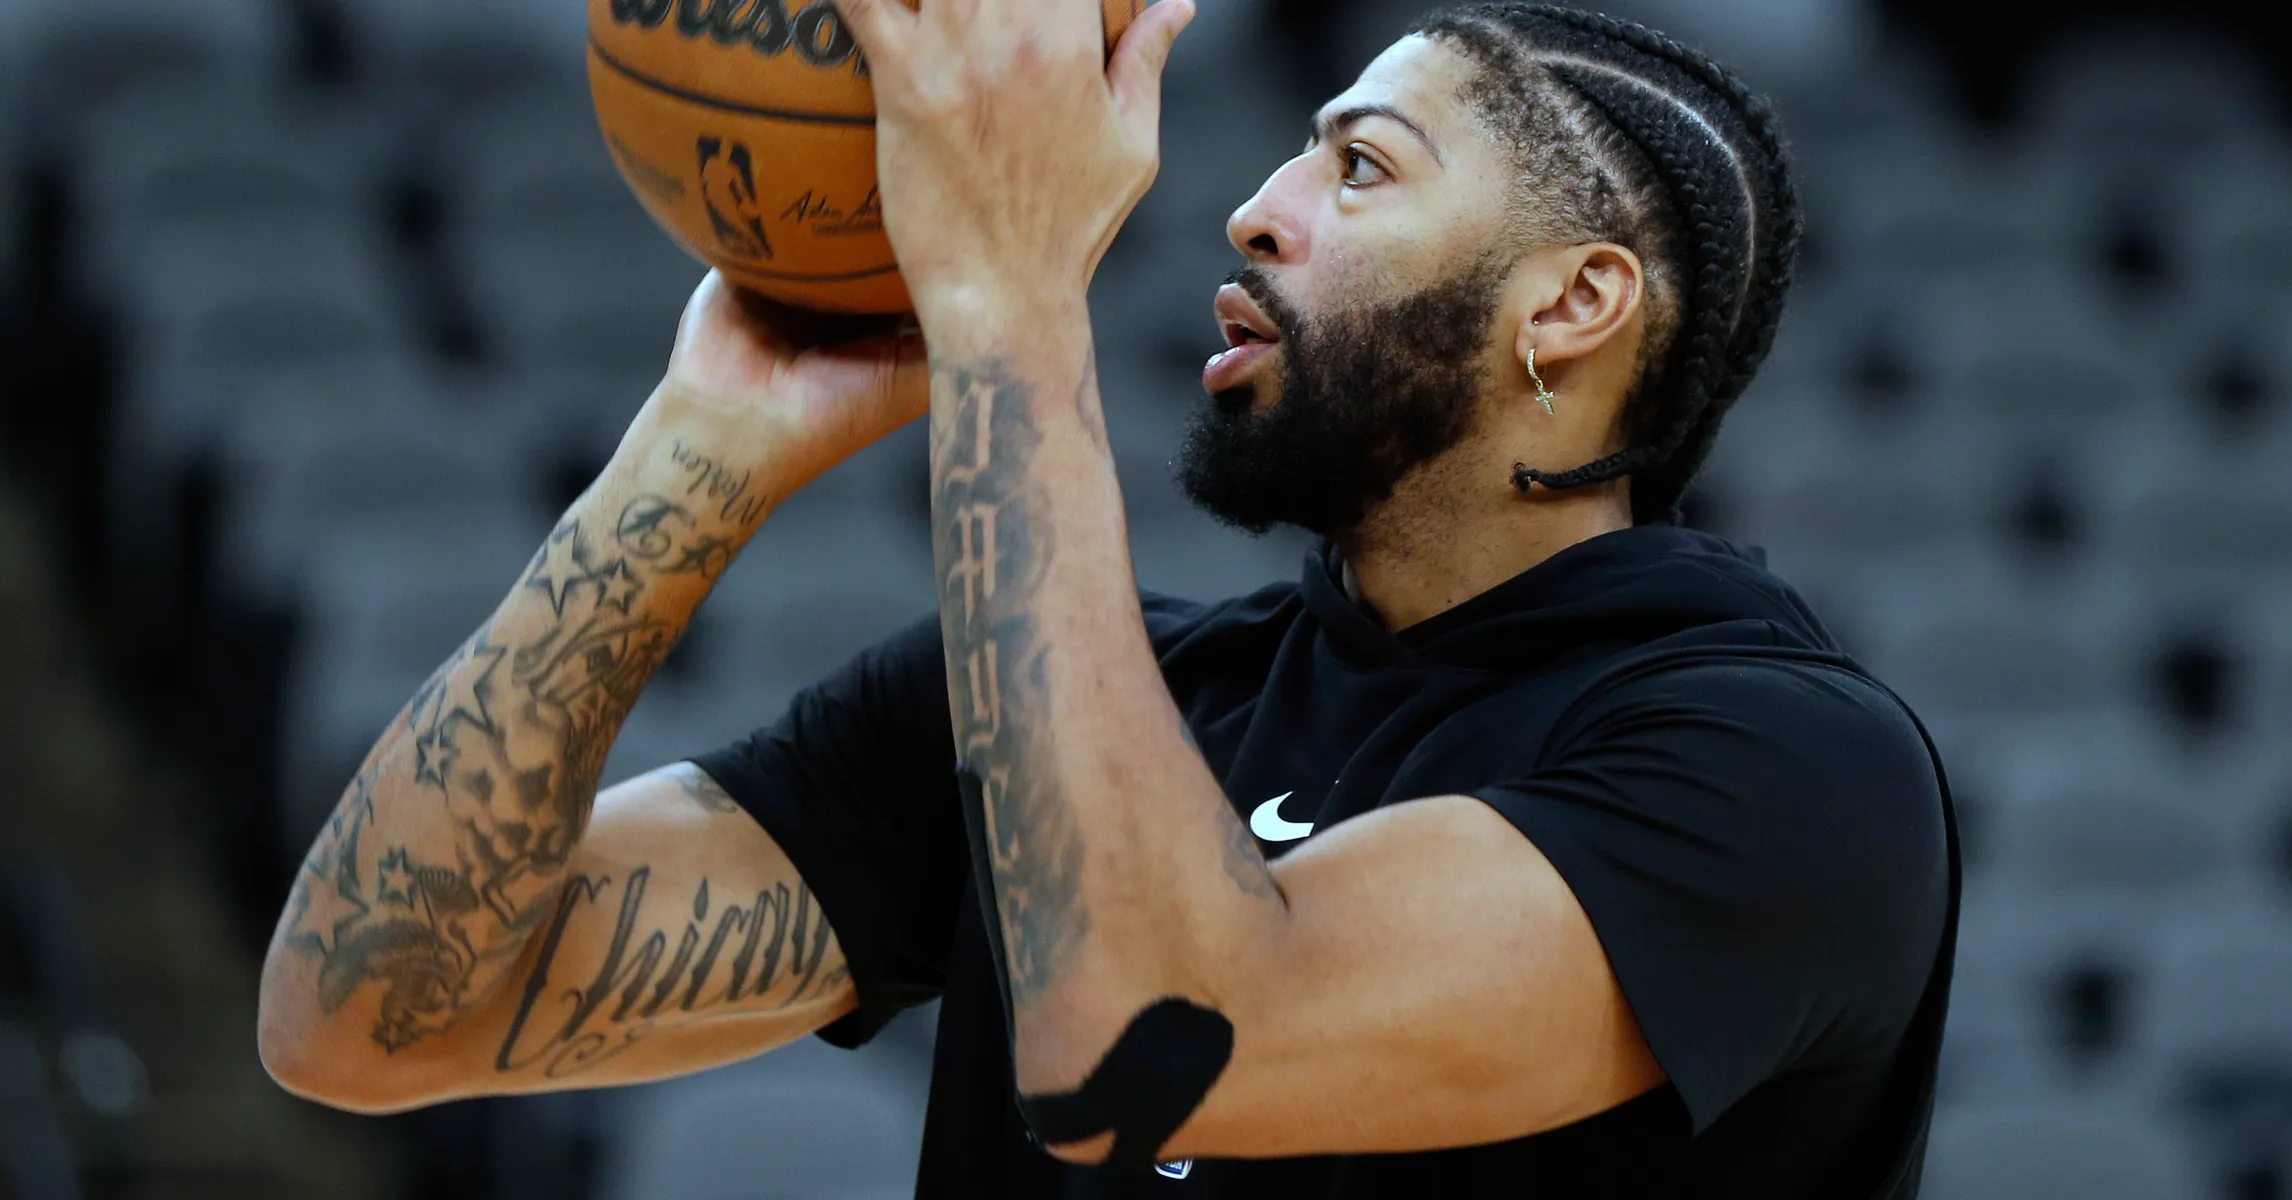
top-left (1341, 145), bottom-right (1389, 188)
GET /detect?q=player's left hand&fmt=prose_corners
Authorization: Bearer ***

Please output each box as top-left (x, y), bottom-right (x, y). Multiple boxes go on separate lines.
top-left (829, 0), bottom-right (1196, 324)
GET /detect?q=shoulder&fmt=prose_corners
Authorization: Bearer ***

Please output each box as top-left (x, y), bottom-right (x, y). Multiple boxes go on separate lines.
top-left (1566, 655), bottom-right (1932, 786)
top-left (1544, 655), bottom-right (1947, 926)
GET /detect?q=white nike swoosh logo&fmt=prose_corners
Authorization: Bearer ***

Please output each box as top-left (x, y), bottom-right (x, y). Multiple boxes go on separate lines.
top-left (1249, 793), bottom-right (1314, 842)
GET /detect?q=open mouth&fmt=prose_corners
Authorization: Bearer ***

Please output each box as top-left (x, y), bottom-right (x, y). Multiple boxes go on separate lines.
top-left (1205, 282), bottom-right (1285, 395)
top-left (1222, 321), bottom-right (1278, 349)
top-left (1214, 283), bottom-right (1282, 348)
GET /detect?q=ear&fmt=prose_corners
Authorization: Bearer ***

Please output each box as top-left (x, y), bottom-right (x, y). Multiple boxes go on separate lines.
top-left (1510, 242), bottom-right (1646, 373)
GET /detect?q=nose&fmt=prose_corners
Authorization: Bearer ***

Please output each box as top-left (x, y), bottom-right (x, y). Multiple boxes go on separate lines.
top-left (1226, 157), bottom-right (1312, 265)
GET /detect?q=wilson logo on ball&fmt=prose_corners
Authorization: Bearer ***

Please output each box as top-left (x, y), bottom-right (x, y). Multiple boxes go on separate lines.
top-left (608, 0), bottom-right (861, 69)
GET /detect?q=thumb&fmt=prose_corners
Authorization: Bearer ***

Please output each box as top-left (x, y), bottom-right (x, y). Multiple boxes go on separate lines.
top-left (1108, 0), bottom-right (1195, 134)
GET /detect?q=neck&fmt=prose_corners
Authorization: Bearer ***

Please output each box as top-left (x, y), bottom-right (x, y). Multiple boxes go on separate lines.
top-left (1333, 456), bottom-right (1633, 632)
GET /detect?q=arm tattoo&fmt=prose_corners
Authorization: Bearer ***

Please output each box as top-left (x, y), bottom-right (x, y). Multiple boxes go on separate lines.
top-left (284, 473), bottom-right (763, 1052)
top-left (669, 440), bottom-right (770, 525)
top-left (494, 862), bottom-right (845, 1080)
top-left (1180, 725), bottom-right (1278, 903)
top-left (672, 765), bottom-right (745, 816)
top-left (932, 361), bottom-right (1090, 1008)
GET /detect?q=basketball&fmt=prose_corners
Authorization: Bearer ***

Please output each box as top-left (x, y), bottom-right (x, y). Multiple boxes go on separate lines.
top-left (588, 0), bottom-right (1144, 314)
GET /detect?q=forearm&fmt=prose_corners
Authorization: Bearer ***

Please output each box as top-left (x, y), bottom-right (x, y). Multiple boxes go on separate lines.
top-left (259, 389), bottom-right (797, 1064)
top-left (924, 298), bottom-right (1284, 1082)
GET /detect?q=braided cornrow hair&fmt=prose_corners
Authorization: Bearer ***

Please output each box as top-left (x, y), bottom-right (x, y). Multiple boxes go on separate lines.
top-left (1411, 4), bottom-right (1803, 524)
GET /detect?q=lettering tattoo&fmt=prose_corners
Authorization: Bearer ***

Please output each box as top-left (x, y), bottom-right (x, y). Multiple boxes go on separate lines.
top-left (669, 440), bottom-right (770, 526)
top-left (932, 362), bottom-right (1089, 1008)
top-left (495, 856), bottom-right (845, 1080)
top-left (283, 455), bottom-right (769, 1053)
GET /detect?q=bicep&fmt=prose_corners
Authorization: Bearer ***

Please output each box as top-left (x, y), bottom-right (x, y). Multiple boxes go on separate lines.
top-left (390, 765), bottom-right (858, 1105)
top-left (1166, 795), bottom-right (1666, 1161)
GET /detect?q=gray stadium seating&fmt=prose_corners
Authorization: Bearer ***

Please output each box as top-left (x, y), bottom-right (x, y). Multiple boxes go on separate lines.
top-left (1979, 773), bottom-right (2240, 903)
top-left (2182, 156), bottom-right (2292, 311)
top-left (2088, 441), bottom-right (2292, 590)
top-left (2120, 922), bottom-right (2292, 1188)
top-left (597, 1035), bottom-right (927, 1200)
top-left (212, 406), bottom-right (541, 611)
top-left (327, 0), bottom-right (584, 104)
top-left (66, 79), bottom-right (389, 290)
top-left (0, 0), bottom-right (288, 158)
top-left (1857, 548), bottom-right (2140, 724)
top-left (448, 211), bottom-right (701, 379)
top-left (1940, 932), bottom-right (2072, 1104)
top-left (2021, 24), bottom-right (2282, 167)
top-left (277, 510), bottom-right (548, 834)
top-left (426, 83), bottom-right (632, 240)
top-left (1920, 1104), bottom-right (2207, 1200)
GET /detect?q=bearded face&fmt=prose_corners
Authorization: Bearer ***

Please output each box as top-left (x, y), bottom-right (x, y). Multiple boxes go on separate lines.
top-left (1177, 261), bottom-right (1507, 538)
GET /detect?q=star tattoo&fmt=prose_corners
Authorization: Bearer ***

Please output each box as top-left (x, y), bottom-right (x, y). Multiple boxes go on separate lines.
top-left (289, 855), bottom-right (370, 959)
top-left (373, 849), bottom-right (419, 909)
top-left (594, 561), bottom-right (645, 615)
top-left (525, 522), bottom-right (602, 616)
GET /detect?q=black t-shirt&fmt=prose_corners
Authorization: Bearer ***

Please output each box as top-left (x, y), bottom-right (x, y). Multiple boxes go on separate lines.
top-left (694, 525), bottom-right (1959, 1198)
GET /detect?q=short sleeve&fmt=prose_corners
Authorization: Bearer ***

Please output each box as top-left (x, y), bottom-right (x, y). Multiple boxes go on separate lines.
top-left (690, 613), bottom-right (967, 1050)
top-left (1474, 659), bottom-right (1948, 1136)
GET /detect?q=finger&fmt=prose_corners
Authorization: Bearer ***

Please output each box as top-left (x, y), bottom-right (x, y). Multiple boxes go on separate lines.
top-left (1108, 0), bottom-right (1195, 131)
top-left (826, 0), bottom-right (915, 72)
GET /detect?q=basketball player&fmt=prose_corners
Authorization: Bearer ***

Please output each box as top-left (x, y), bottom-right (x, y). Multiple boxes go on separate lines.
top-left (257, 4), bottom-right (1957, 1195)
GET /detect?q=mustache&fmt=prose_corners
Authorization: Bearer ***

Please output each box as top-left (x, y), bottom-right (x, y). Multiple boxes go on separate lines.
top-left (1224, 266), bottom-right (1303, 342)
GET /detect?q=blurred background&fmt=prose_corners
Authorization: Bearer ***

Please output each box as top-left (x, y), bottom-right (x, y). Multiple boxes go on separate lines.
top-left (2, 0), bottom-right (2291, 1195)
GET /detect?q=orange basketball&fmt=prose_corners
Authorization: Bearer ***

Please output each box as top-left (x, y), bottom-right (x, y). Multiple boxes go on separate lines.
top-left (589, 0), bottom-right (1144, 314)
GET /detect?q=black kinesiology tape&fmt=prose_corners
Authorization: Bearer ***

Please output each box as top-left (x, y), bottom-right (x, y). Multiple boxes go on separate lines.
top-left (1018, 998), bottom-right (1235, 1166)
top-left (956, 763), bottom-right (1238, 1167)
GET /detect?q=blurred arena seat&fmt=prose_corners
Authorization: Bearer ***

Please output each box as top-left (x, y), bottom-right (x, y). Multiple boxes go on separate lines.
top-left (596, 1035), bottom-right (926, 1200)
top-left (2181, 155), bottom-right (2292, 313)
top-left (424, 83), bottom-right (633, 240)
top-left (322, 0), bottom-right (584, 109)
top-left (448, 209), bottom-right (701, 377)
top-left (1823, 139), bottom-right (2081, 290)
top-left (1971, 760), bottom-right (2248, 973)
top-left (2120, 923), bottom-right (2292, 1189)
top-left (2018, 24), bottom-right (2282, 171)
top-left (0, 0), bottom-right (289, 159)
top-left (1935, 993), bottom-right (2058, 1109)
top-left (212, 407), bottom-right (539, 613)
top-left (65, 79), bottom-right (393, 291)
top-left (2085, 438), bottom-right (2292, 592)
top-left (1857, 547), bottom-right (2139, 725)
top-left (1920, 1103), bottom-right (2207, 1200)
top-left (277, 510), bottom-right (547, 836)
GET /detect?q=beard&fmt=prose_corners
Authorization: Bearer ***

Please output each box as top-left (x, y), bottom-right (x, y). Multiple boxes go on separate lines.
top-left (1175, 261), bottom-right (1506, 538)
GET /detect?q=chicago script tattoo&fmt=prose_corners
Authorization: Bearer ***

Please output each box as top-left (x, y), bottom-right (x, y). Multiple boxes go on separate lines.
top-left (494, 859), bottom-right (845, 1080)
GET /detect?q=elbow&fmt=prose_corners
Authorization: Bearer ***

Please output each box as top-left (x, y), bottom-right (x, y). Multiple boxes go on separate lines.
top-left (257, 1034), bottom-right (430, 1116)
top-left (255, 986), bottom-right (431, 1116)
top-left (1011, 994), bottom-right (1240, 1168)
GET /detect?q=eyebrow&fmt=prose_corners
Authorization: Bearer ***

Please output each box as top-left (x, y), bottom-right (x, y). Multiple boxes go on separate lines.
top-left (1311, 103), bottom-right (1443, 166)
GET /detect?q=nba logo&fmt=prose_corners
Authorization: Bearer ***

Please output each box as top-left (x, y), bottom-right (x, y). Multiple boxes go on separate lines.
top-left (1155, 1160), bottom-right (1194, 1180)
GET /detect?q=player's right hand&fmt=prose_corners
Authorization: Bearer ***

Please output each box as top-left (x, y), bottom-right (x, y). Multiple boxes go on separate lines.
top-left (647, 270), bottom-right (930, 490)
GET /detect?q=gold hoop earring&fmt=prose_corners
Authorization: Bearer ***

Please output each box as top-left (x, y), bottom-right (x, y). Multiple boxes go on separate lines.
top-left (1526, 348), bottom-right (1558, 417)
